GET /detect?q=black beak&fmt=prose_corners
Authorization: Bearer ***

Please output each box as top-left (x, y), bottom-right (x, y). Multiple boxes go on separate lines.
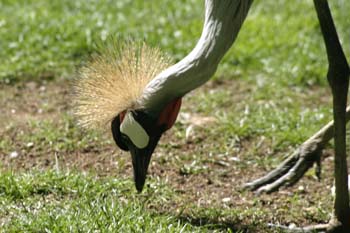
top-left (110, 112), bottom-right (165, 193)
top-left (128, 134), bottom-right (161, 193)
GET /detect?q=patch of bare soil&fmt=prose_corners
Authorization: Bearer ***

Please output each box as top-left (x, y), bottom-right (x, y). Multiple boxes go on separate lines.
top-left (0, 79), bottom-right (335, 232)
top-left (0, 80), bottom-right (124, 174)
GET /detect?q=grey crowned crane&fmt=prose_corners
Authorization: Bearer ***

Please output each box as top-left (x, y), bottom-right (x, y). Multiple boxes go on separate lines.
top-left (74, 0), bottom-right (350, 231)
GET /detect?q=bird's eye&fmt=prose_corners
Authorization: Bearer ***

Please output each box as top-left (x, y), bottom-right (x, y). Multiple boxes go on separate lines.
top-left (111, 115), bottom-right (129, 151)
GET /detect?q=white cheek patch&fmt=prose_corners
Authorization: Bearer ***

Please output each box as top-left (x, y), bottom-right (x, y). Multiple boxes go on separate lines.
top-left (120, 112), bottom-right (149, 149)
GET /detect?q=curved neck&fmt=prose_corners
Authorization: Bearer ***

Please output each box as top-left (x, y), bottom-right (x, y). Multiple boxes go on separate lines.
top-left (140, 0), bottom-right (253, 116)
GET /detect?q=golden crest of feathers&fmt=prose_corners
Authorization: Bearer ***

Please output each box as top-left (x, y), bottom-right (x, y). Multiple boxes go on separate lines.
top-left (73, 40), bottom-right (172, 130)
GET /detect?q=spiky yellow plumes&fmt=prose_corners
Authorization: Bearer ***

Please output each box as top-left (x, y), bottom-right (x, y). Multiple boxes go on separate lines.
top-left (73, 40), bottom-right (172, 130)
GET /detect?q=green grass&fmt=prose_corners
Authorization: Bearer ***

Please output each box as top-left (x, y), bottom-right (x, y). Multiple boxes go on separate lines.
top-left (0, 0), bottom-right (203, 83)
top-left (1, 0), bottom-right (350, 232)
top-left (0, 170), bottom-right (273, 232)
top-left (0, 170), bottom-right (210, 232)
top-left (2, 0), bottom-right (349, 85)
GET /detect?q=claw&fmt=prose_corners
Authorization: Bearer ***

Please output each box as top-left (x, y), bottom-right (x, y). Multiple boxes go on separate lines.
top-left (244, 107), bottom-right (350, 194)
top-left (244, 143), bottom-right (324, 193)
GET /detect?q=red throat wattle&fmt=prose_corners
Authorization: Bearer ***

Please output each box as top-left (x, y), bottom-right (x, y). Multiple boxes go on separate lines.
top-left (158, 98), bottom-right (182, 130)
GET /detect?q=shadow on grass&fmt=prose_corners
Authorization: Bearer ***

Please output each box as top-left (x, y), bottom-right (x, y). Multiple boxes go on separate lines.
top-left (175, 214), bottom-right (258, 233)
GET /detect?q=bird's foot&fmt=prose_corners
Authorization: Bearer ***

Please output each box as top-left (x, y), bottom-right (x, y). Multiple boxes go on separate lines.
top-left (244, 106), bottom-right (350, 194)
top-left (244, 138), bottom-right (323, 194)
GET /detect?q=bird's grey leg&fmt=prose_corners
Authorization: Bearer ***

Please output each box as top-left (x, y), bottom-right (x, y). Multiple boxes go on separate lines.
top-left (314, 0), bottom-right (350, 231)
top-left (244, 109), bottom-right (350, 193)
top-left (247, 0), bottom-right (350, 232)
top-left (245, 2), bottom-right (350, 219)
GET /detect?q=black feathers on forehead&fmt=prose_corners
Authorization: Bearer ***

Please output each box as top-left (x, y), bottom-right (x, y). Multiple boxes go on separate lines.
top-left (131, 110), bottom-right (165, 136)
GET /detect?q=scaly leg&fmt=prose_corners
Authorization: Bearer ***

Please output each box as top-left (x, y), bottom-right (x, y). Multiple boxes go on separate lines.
top-left (314, 0), bottom-right (350, 231)
top-left (244, 108), bottom-right (350, 194)
top-left (247, 1), bottom-right (350, 232)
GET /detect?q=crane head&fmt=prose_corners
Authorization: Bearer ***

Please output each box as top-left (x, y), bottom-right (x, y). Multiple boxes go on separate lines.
top-left (73, 40), bottom-right (177, 192)
top-left (111, 98), bottom-right (181, 192)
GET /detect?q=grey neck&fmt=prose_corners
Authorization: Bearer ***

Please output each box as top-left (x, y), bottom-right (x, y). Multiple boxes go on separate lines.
top-left (140, 0), bottom-right (253, 116)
